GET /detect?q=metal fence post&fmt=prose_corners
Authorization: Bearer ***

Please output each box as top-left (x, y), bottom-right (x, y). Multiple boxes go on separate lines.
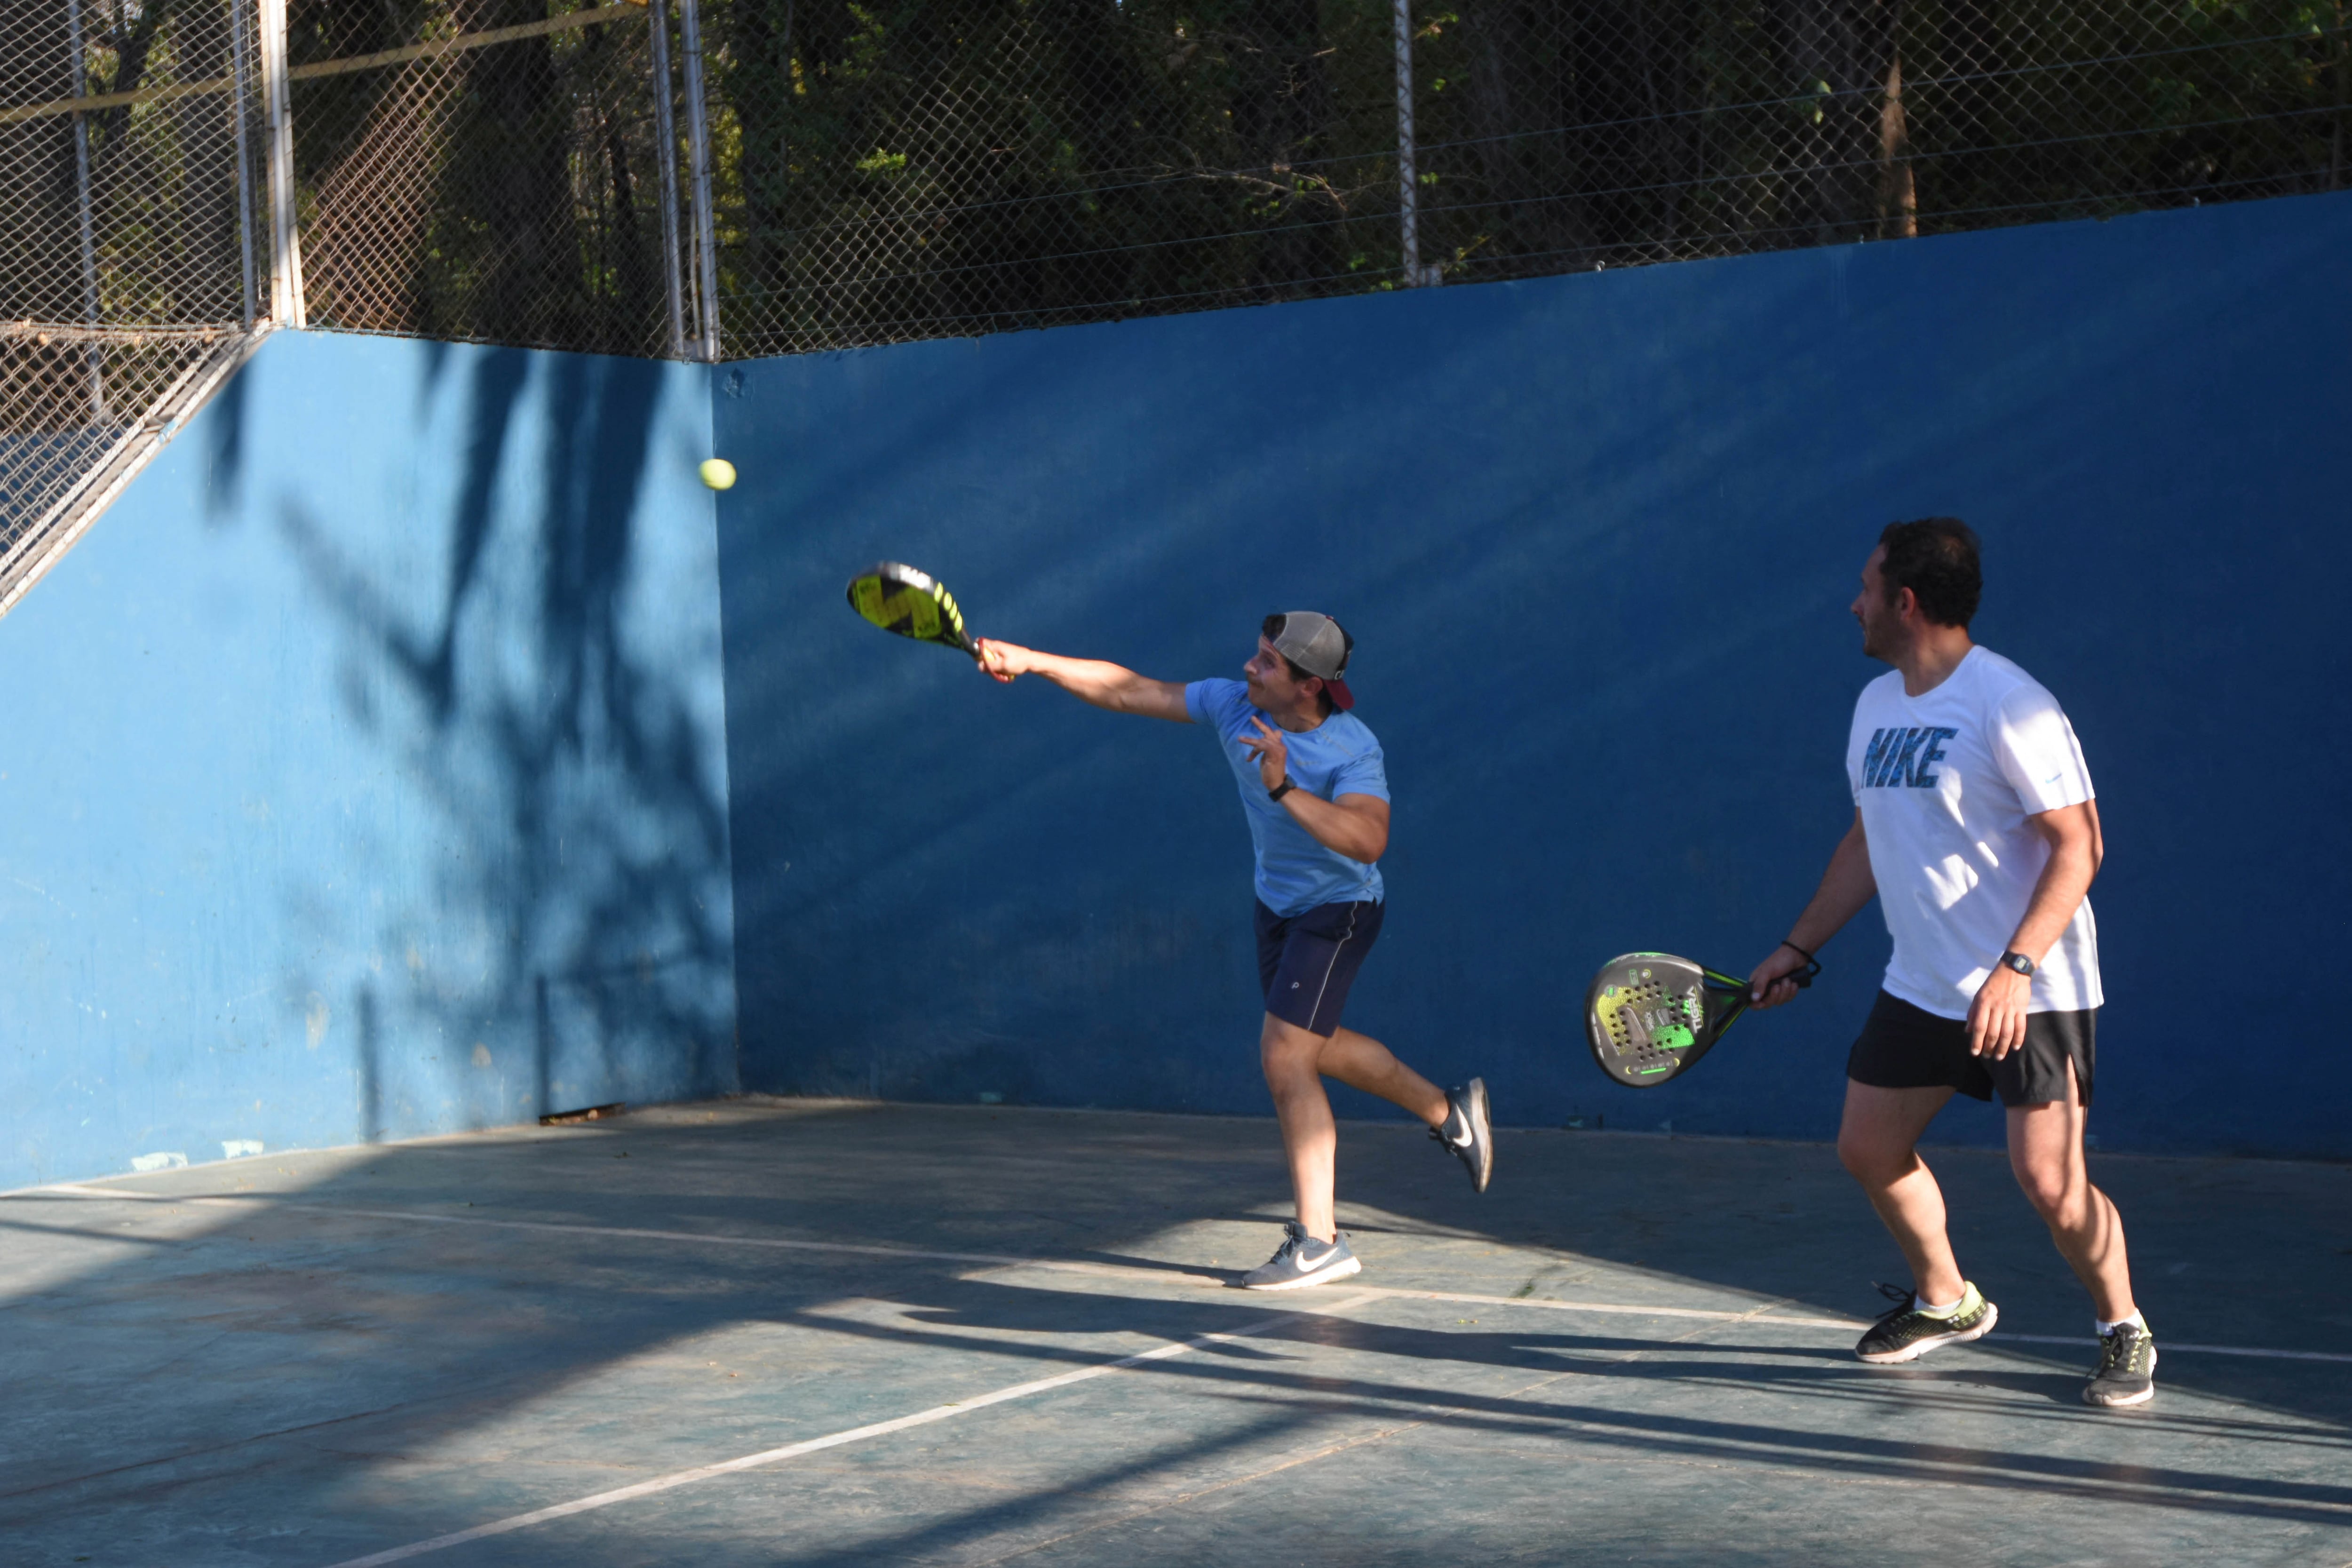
top-left (63, 0), bottom-right (105, 415)
top-left (646, 0), bottom-right (688, 359)
top-left (678, 0), bottom-right (722, 361)
top-left (1393, 0), bottom-right (1434, 287)
top-left (230, 0), bottom-right (258, 331)
top-left (257, 0), bottom-right (304, 327)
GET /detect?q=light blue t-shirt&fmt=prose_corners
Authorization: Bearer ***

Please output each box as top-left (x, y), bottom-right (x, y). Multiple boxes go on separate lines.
top-left (1185, 678), bottom-right (1389, 917)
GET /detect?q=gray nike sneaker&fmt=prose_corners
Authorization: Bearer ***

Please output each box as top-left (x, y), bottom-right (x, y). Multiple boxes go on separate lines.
top-left (1430, 1078), bottom-right (1494, 1193)
top-left (2083, 1322), bottom-right (2157, 1407)
top-left (1240, 1222), bottom-right (1362, 1290)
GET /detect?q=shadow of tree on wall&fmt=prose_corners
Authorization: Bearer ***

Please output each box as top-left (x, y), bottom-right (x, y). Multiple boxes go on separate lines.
top-left (271, 346), bottom-right (734, 1137)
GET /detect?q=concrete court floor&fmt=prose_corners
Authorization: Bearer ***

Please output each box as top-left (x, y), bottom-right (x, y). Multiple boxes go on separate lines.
top-left (2, 1099), bottom-right (2349, 1568)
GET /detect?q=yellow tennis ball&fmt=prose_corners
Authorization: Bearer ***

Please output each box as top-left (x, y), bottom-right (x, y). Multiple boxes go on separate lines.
top-left (699, 458), bottom-right (737, 491)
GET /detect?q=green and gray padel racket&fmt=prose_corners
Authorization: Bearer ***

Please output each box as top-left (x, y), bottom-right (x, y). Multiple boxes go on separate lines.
top-left (845, 562), bottom-right (982, 661)
top-left (1584, 951), bottom-right (1818, 1088)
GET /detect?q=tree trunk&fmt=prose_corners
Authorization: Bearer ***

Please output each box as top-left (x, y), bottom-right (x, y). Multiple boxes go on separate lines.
top-left (461, 0), bottom-right (584, 343)
top-left (171, 0), bottom-right (249, 322)
top-left (1878, 32), bottom-right (1915, 238)
top-left (1776, 0), bottom-right (1901, 244)
top-left (0, 0), bottom-right (87, 324)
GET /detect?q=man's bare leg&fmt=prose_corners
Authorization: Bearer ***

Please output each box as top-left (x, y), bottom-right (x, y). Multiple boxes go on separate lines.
top-left (1322, 1025), bottom-right (1449, 1124)
top-left (2007, 1063), bottom-right (2135, 1322)
top-left (1837, 1080), bottom-right (1966, 1303)
top-left (1261, 1015), bottom-right (1449, 1241)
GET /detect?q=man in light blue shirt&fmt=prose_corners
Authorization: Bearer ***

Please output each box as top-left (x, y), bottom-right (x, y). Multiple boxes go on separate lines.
top-left (1183, 674), bottom-right (1388, 915)
top-left (980, 612), bottom-right (1494, 1290)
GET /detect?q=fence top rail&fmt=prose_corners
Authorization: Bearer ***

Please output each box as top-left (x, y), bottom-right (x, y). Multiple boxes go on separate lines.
top-left (0, 76), bottom-right (229, 127)
top-left (0, 0), bottom-right (646, 128)
top-left (288, 1), bottom-right (645, 82)
top-left (3, 322), bottom-right (246, 345)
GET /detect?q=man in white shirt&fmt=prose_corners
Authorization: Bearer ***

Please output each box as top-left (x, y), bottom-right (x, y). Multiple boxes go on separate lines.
top-left (1748, 518), bottom-right (2153, 1407)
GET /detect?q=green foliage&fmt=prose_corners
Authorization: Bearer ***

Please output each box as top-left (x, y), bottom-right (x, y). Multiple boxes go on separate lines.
top-left (271, 0), bottom-right (2347, 357)
top-left (287, 0), bottom-right (674, 354)
top-left (709, 0), bottom-right (1413, 351)
top-left (707, 0), bottom-right (2346, 353)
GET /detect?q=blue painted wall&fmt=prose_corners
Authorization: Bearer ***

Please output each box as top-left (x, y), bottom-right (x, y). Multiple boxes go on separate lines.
top-left (0, 333), bottom-right (736, 1191)
top-left (715, 191), bottom-right (2352, 1159)
top-left (8, 191), bottom-right (2344, 1185)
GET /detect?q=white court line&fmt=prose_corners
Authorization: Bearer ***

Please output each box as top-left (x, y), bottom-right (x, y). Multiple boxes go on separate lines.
top-left (1981, 1330), bottom-right (2352, 1362)
top-left (316, 1290), bottom-right (1383, 1568)
top-left (1355, 1284), bottom-right (1865, 1332)
top-left (1351, 1286), bottom-right (2352, 1362)
top-left (32, 1183), bottom-right (2352, 1364)
top-left (32, 1182), bottom-right (1225, 1284)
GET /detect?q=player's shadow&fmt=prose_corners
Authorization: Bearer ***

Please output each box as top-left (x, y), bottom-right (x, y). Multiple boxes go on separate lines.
top-left (802, 1273), bottom-right (2352, 1442)
top-left (748, 1272), bottom-right (2352, 1542)
top-left (5, 1104), bottom-right (2348, 1566)
top-left (1289, 1116), bottom-right (2352, 1433)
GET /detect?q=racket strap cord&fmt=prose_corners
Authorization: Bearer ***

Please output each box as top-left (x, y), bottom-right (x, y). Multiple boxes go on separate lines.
top-left (1775, 938), bottom-right (1817, 965)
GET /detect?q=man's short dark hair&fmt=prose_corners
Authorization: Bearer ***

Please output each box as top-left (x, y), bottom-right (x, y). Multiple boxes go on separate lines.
top-left (1877, 517), bottom-right (1981, 628)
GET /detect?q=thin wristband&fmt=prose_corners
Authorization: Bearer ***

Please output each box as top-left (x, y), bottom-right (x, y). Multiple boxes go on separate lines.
top-left (1777, 939), bottom-right (1816, 964)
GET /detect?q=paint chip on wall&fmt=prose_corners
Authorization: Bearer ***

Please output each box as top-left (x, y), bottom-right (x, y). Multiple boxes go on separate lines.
top-left (130, 1151), bottom-right (189, 1172)
top-left (472, 1043), bottom-right (494, 1068)
top-left (222, 1139), bottom-right (263, 1159)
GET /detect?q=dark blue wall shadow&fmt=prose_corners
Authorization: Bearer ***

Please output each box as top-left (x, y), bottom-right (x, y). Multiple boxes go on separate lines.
top-left (715, 191), bottom-right (2352, 1158)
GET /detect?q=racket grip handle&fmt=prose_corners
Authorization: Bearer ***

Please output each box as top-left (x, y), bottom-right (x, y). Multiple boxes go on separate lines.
top-left (1774, 940), bottom-right (1821, 989)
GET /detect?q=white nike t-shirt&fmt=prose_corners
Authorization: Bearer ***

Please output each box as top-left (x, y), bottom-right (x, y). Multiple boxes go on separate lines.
top-left (1847, 646), bottom-right (2102, 1019)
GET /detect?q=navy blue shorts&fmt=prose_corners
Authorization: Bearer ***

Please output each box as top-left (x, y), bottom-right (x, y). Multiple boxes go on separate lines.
top-left (1255, 898), bottom-right (1384, 1037)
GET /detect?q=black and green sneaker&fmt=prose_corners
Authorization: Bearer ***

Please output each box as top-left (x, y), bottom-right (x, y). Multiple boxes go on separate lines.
top-left (2083, 1322), bottom-right (2157, 1407)
top-left (1854, 1280), bottom-right (1998, 1364)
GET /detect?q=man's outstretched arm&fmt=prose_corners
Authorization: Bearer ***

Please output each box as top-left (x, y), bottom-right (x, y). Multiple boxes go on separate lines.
top-left (978, 640), bottom-right (1191, 723)
top-left (1748, 811), bottom-right (1876, 1005)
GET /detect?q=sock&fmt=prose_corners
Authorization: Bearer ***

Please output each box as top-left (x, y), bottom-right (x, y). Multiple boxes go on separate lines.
top-left (1913, 1286), bottom-right (1967, 1318)
top-left (2096, 1311), bottom-right (2146, 1337)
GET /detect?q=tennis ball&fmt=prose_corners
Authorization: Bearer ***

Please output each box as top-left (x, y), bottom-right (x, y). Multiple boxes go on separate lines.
top-left (699, 458), bottom-right (737, 491)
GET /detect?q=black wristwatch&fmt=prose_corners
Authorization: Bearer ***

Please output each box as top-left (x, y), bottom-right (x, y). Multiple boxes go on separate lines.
top-left (2000, 951), bottom-right (2036, 977)
top-left (1268, 775), bottom-right (1297, 803)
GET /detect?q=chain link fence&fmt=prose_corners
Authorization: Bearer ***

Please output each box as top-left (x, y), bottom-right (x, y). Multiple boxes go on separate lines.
top-left (6, 0), bottom-right (2347, 409)
top-left (1, 0), bottom-right (264, 610)
top-left (706, 0), bottom-right (2348, 356)
top-left (0, 0), bottom-right (2335, 618)
top-left (708, 0), bottom-right (1416, 356)
top-left (1408, 0), bottom-right (2351, 278)
top-left (286, 0), bottom-right (684, 357)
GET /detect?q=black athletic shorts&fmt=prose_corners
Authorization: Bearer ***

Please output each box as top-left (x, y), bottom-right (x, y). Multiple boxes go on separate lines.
top-left (1847, 989), bottom-right (2097, 1107)
top-left (1255, 898), bottom-right (1384, 1037)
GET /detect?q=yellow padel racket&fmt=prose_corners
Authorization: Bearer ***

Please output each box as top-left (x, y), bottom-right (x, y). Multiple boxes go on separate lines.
top-left (845, 562), bottom-right (982, 661)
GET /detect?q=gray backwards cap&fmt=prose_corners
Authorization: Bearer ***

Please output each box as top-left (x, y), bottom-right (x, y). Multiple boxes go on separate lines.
top-left (1267, 611), bottom-right (1356, 710)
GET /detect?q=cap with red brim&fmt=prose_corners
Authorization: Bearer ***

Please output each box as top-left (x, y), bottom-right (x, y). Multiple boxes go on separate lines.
top-left (1268, 611), bottom-right (1355, 710)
